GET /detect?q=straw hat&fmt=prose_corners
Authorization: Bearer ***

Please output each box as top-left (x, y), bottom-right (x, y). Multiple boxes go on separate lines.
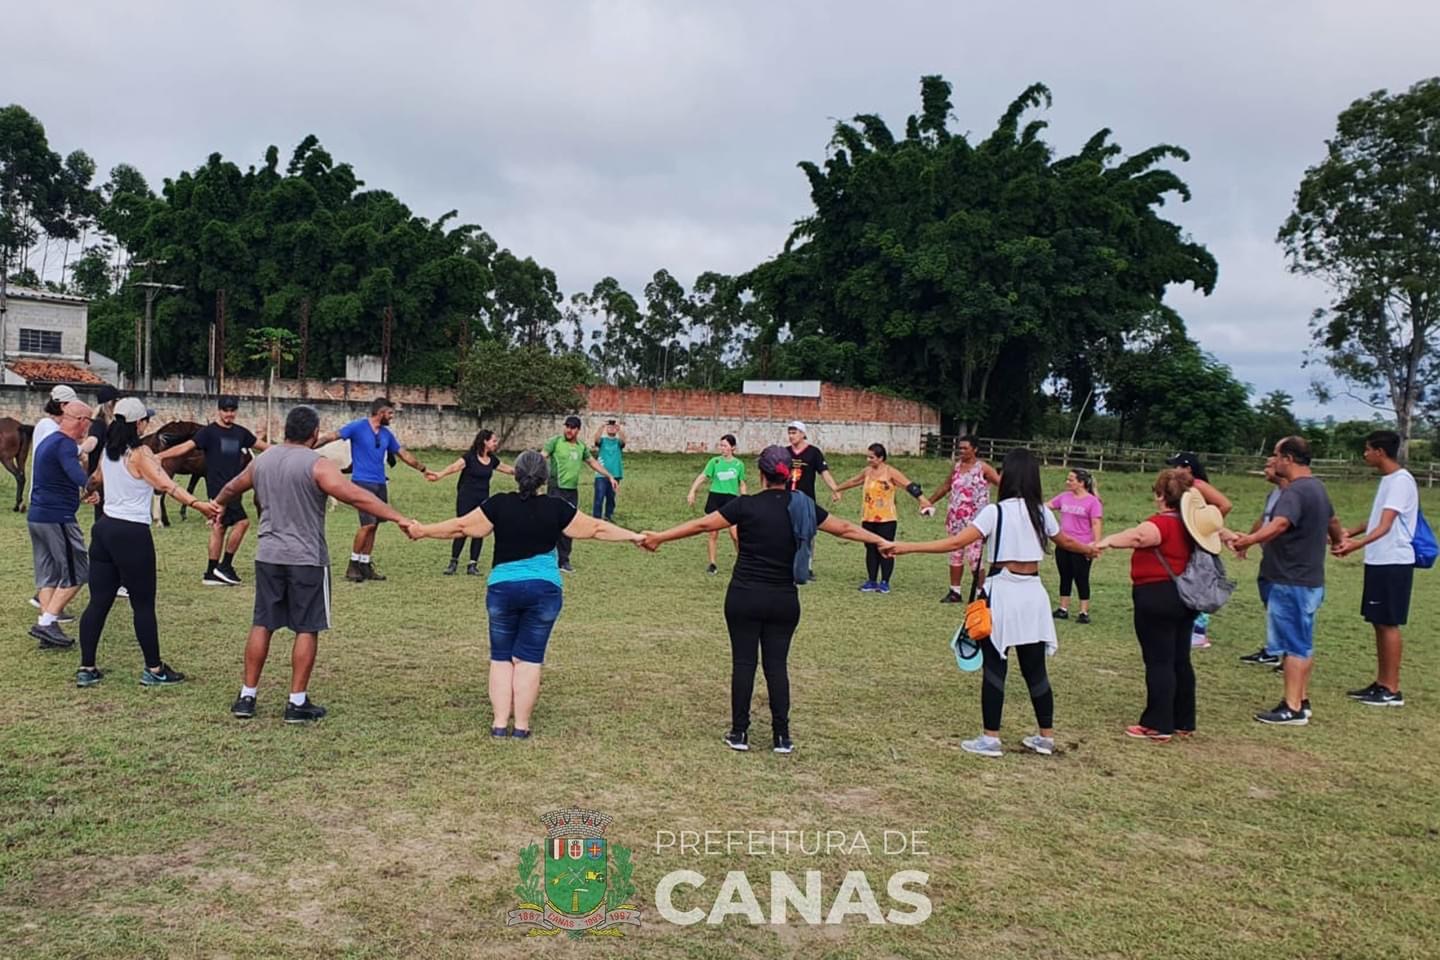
top-left (1180, 488), bottom-right (1225, 555)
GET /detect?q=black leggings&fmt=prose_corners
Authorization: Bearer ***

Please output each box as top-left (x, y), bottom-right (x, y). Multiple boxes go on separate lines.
top-left (863, 520), bottom-right (897, 583)
top-left (981, 640), bottom-right (1054, 732)
top-left (452, 491), bottom-right (488, 562)
top-left (1055, 548), bottom-right (1092, 601)
top-left (1132, 581), bottom-right (1197, 734)
top-left (80, 516), bottom-right (161, 669)
top-left (724, 585), bottom-right (801, 737)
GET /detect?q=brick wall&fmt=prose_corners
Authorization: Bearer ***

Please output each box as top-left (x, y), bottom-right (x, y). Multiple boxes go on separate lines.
top-left (1, 382), bottom-right (939, 455)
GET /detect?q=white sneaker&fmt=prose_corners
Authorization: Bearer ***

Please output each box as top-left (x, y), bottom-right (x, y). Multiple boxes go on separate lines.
top-left (960, 735), bottom-right (1003, 758)
top-left (116, 587), bottom-right (130, 600)
top-left (1021, 734), bottom-right (1055, 756)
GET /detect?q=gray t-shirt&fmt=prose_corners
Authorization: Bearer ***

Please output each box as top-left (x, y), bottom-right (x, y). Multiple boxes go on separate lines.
top-left (1259, 476), bottom-right (1333, 588)
top-left (253, 444), bottom-right (329, 567)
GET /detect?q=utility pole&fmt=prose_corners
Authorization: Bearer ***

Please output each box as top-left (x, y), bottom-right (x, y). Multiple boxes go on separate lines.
top-left (298, 296), bottom-right (310, 397)
top-left (381, 304), bottom-right (393, 387)
top-left (130, 259), bottom-right (180, 394)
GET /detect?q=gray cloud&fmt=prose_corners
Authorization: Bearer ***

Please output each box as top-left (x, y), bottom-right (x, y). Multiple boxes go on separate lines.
top-left (7, 0), bottom-right (1436, 421)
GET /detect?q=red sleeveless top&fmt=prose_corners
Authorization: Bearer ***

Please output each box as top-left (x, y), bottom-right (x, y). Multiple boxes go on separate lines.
top-left (1130, 512), bottom-right (1193, 586)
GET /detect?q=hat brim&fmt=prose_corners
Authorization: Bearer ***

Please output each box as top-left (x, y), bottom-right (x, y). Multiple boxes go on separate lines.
top-left (1180, 489), bottom-right (1223, 554)
top-left (950, 625), bottom-right (983, 672)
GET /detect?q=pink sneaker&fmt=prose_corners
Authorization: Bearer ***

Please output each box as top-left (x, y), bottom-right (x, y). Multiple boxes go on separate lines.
top-left (1124, 725), bottom-right (1172, 742)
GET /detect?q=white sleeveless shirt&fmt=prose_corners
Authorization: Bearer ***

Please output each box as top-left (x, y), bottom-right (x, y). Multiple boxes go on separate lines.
top-left (101, 451), bottom-right (155, 524)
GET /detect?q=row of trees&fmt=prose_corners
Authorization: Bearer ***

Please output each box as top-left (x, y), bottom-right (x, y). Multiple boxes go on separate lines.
top-left (3, 74), bottom-right (1436, 455)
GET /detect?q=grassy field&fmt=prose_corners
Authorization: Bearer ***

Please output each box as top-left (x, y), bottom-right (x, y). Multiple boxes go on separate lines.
top-left (1, 451), bottom-right (1437, 959)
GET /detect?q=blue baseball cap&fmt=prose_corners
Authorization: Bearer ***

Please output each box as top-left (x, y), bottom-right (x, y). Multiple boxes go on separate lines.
top-left (951, 624), bottom-right (983, 672)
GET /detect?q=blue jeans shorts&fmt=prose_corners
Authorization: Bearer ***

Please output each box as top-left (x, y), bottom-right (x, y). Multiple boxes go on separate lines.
top-left (1265, 584), bottom-right (1324, 659)
top-left (487, 579), bottom-right (564, 664)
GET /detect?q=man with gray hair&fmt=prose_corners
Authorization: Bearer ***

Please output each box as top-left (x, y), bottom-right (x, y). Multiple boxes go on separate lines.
top-left (212, 405), bottom-right (417, 723)
top-left (27, 400), bottom-right (95, 648)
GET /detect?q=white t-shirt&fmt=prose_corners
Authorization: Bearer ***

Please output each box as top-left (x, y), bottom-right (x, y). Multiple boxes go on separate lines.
top-left (1365, 469), bottom-right (1420, 566)
top-left (971, 498), bottom-right (1060, 563)
top-left (28, 417), bottom-right (62, 486)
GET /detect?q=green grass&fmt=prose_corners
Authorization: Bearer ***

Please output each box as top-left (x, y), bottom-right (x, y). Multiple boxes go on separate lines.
top-left (2, 453), bottom-right (1438, 959)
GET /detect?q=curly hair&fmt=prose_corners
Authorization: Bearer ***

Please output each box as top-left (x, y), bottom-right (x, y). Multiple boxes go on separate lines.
top-left (1152, 468), bottom-right (1194, 509)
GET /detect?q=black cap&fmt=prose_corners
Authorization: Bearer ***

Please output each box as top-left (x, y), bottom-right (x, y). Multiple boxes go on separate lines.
top-left (564, 415), bottom-right (582, 428)
top-left (217, 395), bottom-right (240, 410)
top-left (1166, 451), bottom-right (1201, 471)
top-left (96, 384), bottom-right (120, 404)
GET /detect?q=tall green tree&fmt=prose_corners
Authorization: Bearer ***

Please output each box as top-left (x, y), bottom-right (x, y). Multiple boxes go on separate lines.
top-left (1104, 326), bottom-right (1253, 451)
top-left (746, 76), bottom-right (1216, 434)
top-left (1252, 390), bottom-right (1302, 451)
top-left (456, 341), bottom-right (591, 446)
top-left (1279, 77), bottom-right (1440, 461)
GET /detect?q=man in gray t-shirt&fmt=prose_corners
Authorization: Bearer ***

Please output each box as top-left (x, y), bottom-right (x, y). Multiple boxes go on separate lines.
top-left (1227, 436), bottom-right (1341, 727)
top-left (211, 405), bottom-right (417, 724)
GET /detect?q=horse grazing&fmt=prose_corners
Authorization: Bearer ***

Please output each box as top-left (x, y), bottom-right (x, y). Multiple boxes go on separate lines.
top-left (0, 417), bottom-right (32, 511)
top-left (140, 421), bottom-right (206, 527)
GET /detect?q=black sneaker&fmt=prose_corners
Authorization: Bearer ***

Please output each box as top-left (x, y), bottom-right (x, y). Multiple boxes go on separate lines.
top-left (1272, 662), bottom-right (1285, 674)
top-left (140, 663), bottom-right (187, 686)
top-left (216, 564), bottom-right (243, 585)
top-left (1346, 682), bottom-right (1382, 700)
top-left (723, 730), bottom-right (749, 751)
top-left (465, 562), bottom-right (481, 576)
top-left (443, 560), bottom-right (458, 576)
top-left (706, 563), bottom-right (718, 576)
top-left (807, 570), bottom-right (817, 581)
top-left (75, 667), bottom-right (104, 687)
top-left (283, 698), bottom-right (327, 724)
top-left (559, 562), bottom-right (576, 573)
top-left (941, 591), bottom-right (965, 604)
top-left (29, 594), bottom-right (42, 610)
top-left (231, 695), bottom-right (257, 719)
top-left (1053, 607), bottom-right (1069, 620)
top-left (1255, 700), bottom-right (1308, 726)
top-left (1301, 699), bottom-right (1313, 719)
top-left (202, 570), bottom-right (229, 587)
top-left (1354, 686), bottom-right (1404, 708)
top-left (30, 622), bottom-right (75, 649)
top-left (1240, 648), bottom-right (1281, 666)
top-left (773, 735), bottom-right (795, 754)
top-left (361, 562), bottom-right (386, 582)
top-left (1076, 613), bottom-right (1090, 625)
top-left (344, 560), bottom-right (366, 582)
top-left (54, 609), bottom-right (75, 624)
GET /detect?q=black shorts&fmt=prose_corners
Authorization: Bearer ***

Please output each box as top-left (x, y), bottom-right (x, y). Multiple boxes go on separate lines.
top-left (219, 500), bottom-right (248, 527)
top-left (253, 561), bottom-right (331, 634)
top-left (1362, 563), bottom-right (1414, 626)
top-left (355, 481), bottom-right (388, 526)
top-left (705, 492), bottom-right (737, 514)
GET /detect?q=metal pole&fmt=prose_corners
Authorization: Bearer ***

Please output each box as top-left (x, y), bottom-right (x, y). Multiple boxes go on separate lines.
top-left (143, 286), bottom-right (156, 392)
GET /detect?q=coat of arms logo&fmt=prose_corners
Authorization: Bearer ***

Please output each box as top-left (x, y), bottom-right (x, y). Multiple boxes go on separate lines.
top-left (506, 808), bottom-right (641, 938)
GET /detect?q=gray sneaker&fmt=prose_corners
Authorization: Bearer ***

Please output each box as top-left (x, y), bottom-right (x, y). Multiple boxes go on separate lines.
top-left (30, 622), bottom-right (75, 648)
top-left (960, 735), bottom-right (1003, 758)
top-left (1021, 734), bottom-right (1055, 756)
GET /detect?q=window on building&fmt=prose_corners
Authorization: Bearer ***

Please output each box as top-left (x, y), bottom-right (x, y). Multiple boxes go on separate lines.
top-left (18, 328), bottom-right (63, 354)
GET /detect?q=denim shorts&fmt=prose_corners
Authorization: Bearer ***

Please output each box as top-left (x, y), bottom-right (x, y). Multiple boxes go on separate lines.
top-left (486, 578), bottom-right (564, 664)
top-left (1265, 583), bottom-right (1324, 659)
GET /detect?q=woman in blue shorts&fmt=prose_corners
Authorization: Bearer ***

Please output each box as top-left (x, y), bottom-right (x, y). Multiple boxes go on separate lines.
top-left (407, 450), bottom-right (643, 738)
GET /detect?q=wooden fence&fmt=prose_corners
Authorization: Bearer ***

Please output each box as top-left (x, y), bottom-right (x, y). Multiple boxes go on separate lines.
top-left (921, 434), bottom-right (1440, 487)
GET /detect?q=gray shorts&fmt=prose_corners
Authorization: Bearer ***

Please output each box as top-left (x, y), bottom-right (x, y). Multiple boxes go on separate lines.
top-left (355, 481), bottom-right (389, 527)
top-left (29, 522), bottom-right (89, 589)
top-left (253, 561), bottom-right (332, 634)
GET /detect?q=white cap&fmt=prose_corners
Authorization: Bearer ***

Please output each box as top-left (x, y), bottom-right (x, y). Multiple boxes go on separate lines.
top-left (786, 420), bottom-right (807, 435)
top-left (50, 384), bottom-right (78, 403)
top-left (114, 397), bottom-right (155, 422)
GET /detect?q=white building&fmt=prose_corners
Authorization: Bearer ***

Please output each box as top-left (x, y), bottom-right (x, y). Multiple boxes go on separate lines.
top-left (1, 286), bottom-right (102, 386)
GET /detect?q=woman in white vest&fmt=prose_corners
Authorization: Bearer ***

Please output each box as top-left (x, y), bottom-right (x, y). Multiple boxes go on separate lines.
top-left (76, 398), bottom-right (220, 688)
top-left (887, 449), bottom-right (1097, 758)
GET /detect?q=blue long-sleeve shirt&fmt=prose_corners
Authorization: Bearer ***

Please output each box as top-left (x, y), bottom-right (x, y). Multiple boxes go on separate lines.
top-left (29, 433), bottom-right (88, 524)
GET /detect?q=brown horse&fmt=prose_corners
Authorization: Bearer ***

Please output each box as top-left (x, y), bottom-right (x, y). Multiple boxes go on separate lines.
top-left (140, 421), bottom-right (206, 527)
top-left (0, 417), bottom-right (32, 511)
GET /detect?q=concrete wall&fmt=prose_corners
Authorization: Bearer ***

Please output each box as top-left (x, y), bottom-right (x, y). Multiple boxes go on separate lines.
top-left (1, 294), bottom-right (87, 361)
top-left (0, 382), bottom-right (939, 455)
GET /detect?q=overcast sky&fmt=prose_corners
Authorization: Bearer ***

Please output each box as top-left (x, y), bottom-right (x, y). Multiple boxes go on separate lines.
top-left (7, 0), bottom-right (1437, 420)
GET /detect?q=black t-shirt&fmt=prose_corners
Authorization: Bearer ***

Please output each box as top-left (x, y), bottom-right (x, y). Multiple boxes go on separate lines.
top-left (788, 444), bottom-right (828, 499)
top-left (482, 492), bottom-right (578, 566)
top-left (719, 489), bottom-right (829, 588)
top-left (86, 417), bottom-right (109, 474)
top-left (193, 423), bottom-right (257, 492)
top-left (459, 452), bottom-right (502, 497)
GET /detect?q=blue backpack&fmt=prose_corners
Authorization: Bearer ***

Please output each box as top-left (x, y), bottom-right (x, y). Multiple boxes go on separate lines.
top-left (1413, 509), bottom-right (1437, 570)
top-left (788, 491), bottom-right (818, 584)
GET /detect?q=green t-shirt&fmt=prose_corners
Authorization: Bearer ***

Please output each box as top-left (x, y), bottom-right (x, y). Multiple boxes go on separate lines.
top-left (543, 435), bottom-right (588, 489)
top-left (595, 435), bottom-right (624, 478)
top-left (704, 455), bottom-right (745, 496)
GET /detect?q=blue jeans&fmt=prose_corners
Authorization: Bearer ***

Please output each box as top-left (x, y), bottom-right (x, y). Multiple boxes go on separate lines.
top-left (592, 475), bottom-right (616, 519)
top-left (486, 579), bottom-right (564, 664)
